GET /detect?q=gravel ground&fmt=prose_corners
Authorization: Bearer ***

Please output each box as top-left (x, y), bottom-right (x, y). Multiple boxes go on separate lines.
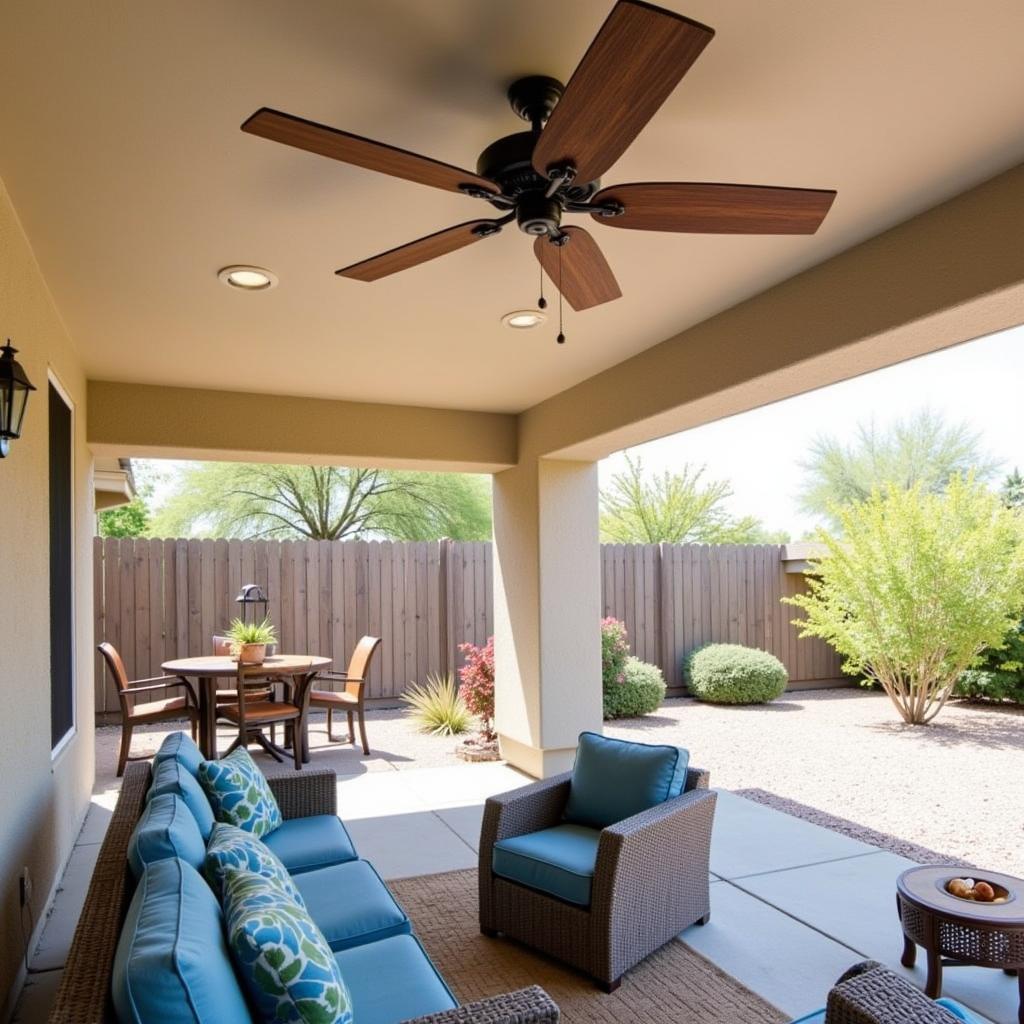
top-left (608, 689), bottom-right (1024, 875)
top-left (96, 689), bottom-right (1023, 875)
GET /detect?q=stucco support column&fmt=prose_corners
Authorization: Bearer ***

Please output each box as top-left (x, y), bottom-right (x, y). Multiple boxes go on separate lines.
top-left (492, 457), bottom-right (603, 778)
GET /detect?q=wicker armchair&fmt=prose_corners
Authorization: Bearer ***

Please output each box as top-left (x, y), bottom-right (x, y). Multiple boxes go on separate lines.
top-left (807, 960), bottom-right (978, 1023)
top-left (478, 765), bottom-right (716, 992)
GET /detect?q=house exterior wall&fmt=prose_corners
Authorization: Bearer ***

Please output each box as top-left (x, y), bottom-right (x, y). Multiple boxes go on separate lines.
top-left (0, 180), bottom-right (94, 1011)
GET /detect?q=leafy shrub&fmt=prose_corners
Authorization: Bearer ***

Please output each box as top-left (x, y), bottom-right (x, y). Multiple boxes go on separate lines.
top-left (954, 621), bottom-right (1024, 703)
top-left (684, 644), bottom-right (788, 704)
top-left (601, 617), bottom-right (629, 688)
top-left (458, 637), bottom-right (495, 741)
top-left (603, 657), bottom-right (667, 719)
top-left (403, 674), bottom-right (471, 735)
top-left (786, 478), bottom-right (1024, 723)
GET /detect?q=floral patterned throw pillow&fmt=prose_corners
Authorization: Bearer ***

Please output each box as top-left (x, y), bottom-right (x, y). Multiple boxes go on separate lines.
top-left (205, 822), bottom-right (303, 904)
top-left (223, 867), bottom-right (353, 1024)
top-left (197, 748), bottom-right (283, 838)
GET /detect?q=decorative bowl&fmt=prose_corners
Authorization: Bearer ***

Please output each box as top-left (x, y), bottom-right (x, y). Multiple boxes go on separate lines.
top-left (945, 876), bottom-right (1011, 904)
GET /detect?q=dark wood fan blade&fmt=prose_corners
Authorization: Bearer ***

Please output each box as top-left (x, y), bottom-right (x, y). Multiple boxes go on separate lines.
top-left (534, 227), bottom-right (622, 311)
top-left (242, 108), bottom-right (499, 196)
top-left (532, 1), bottom-right (713, 185)
top-left (590, 182), bottom-right (837, 233)
top-left (336, 219), bottom-right (504, 281)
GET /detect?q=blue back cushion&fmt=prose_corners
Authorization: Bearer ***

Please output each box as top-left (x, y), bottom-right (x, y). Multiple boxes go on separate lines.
top-left (564, 731), bottom-right (689, 829)
top-left (112, 858), bottom-right (251, 1024)
top-left (153, 731), bottom-right (203, 776)
top-left (149, 758), bottom-right (216, 841)
top-left (127, 793), bottom-right (206, 880)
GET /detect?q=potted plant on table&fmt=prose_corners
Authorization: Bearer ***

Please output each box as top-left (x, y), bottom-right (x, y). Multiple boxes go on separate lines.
top-left (225, 617), bottom-right (277, 666)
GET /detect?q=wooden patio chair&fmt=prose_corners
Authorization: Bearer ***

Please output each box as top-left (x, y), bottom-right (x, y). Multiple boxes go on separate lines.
top-left (309, 636), bottom-right (381, 756)
top-left (216, 661), bottom-right (314, 770)
top-left (98, 641), bottom-right (200, 777)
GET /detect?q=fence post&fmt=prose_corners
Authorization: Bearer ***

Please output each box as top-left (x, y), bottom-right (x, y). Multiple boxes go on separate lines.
top-left (438, 537), bottom-right (451, 678)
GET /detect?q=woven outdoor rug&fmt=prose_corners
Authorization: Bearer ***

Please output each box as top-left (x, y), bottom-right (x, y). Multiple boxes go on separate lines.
top-left (389, 869), bottom-right (787, 1023)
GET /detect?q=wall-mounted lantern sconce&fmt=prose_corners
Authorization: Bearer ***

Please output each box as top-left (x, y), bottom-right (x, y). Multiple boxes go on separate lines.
top-left (0, 340), bottom-right (36, 459)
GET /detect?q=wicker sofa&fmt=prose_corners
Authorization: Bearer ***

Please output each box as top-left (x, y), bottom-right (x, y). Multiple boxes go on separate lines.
top-left (47, 755), bottom-right (558, 1024)
top-left (478, 761), bottom-right (716, 992)
top-left (791, 960), bottom-right (981, 1023)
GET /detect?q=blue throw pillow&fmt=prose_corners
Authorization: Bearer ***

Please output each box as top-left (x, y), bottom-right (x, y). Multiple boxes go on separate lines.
top-left (223, 868), bottom-right (353, 1024)
top-left (128, 793), bottom-right (206, 880)
top-left (197, 748), bottom-right (283, 838)
top-left (149, 758), bottom-right (216, 841)
top-left (564, 731), bottom-right (687, 829)
top-left (153, 731), bottom-right (204, 776)
top-left (205, 822), bottom-right (304, 905)
top-left (112, 858), bottom-right (251, 1024)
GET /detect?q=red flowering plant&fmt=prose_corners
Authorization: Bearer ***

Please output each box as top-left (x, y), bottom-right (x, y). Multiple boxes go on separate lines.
top-left (601, 617), bottom-right (629, 689)
top-left (457, 636), bottom-right (496, 743)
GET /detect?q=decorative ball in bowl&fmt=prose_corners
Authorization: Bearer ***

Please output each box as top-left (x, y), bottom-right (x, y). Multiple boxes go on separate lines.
top-left (945, 877), bottom-right (1010, 904)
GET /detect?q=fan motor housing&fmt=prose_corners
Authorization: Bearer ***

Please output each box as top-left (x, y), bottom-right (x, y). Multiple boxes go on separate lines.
top-left (476, 131), bottom-right (600, 233)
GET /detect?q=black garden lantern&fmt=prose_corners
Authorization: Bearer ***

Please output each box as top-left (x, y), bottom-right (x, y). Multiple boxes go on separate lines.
top-left (235, 583), bottom-right (269, 625)
top-left (0, 341), bottom-right (36, 458)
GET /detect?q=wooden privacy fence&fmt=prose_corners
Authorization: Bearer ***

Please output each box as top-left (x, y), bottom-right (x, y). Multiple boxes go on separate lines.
top-left (93, 538), bottom-right (841, 719)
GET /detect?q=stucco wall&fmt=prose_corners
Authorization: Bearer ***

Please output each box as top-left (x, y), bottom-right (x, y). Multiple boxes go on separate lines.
top-left (0, 180), bottom-right (94, 1009)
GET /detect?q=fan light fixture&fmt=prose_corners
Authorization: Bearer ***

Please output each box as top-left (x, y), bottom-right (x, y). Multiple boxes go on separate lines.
top-left (501, 309), bottom-right (547, 330)
top-left (218, 265), bottom-right (278, 290)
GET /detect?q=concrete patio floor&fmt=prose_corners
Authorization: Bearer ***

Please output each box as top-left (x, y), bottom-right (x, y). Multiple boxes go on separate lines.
top-left (14, 755), bottom-right (1018, 1023)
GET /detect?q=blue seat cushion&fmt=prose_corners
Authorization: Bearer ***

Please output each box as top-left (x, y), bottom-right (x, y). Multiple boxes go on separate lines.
top-left (788, 999), bottom-right (979, 1024)
top-left (112, 858), bottom-right (251, 1024)
top-left (492, 823), bottom-right (600, 907)
top-left (936, 998), bottom-right (984, 1022)
top-left (335, 934), bottom-right (456, 1024)
top-left (564, 731), bottom-right (687, 829)
top-left (148, 758), bottom-right (216, 841)
top-left (294, 859), bottom-right (411, 952)
top-left (127, 793), bottom-right (205, 880)
top-left (263, 814), bottom-right (357, 874)
top-left (153, 731), bottom-right (203, 776)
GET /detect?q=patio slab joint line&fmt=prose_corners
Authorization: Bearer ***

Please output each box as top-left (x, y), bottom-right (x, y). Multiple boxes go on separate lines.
top-left (722, 848), bottom-right (887, 882)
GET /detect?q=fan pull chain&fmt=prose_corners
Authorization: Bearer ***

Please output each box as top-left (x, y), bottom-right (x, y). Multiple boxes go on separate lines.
top-left (538, 262), bottom-right (547, 310)
top-left (557, 244), bottom-right (565, 344)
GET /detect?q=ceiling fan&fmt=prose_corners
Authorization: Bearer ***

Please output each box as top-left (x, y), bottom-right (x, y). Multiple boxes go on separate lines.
top-left (241, 0), bottom-right (836, 329)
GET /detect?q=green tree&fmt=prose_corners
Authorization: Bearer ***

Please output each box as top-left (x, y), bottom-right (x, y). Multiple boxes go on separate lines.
top-left (148, 462), bottom-right (491, 541)
top-left (786, 476), bottom-right (1024, 724)
top-left (1000, 468), bottom-right (1024, 509)
top-left (600, 455), bottom-right (787, 544)
top-left (799, 408), bottom-right (999, 528)
top-left (97, 461), bottom-right (168, 537)
top-left (98, 494), bottom-right (150, 537)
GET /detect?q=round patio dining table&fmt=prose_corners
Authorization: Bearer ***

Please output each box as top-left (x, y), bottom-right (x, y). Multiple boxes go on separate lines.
top-left (161, 654), bottom-right (332, 761)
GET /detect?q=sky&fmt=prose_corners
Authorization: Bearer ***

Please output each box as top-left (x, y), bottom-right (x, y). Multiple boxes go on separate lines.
top-left (143, 323), bottom-right (1024, 536)
top-left (598, 323), bottom-right (1024, 539)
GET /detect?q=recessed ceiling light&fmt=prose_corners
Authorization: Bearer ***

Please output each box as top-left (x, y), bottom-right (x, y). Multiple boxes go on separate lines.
top-left (218, 265), bottom-right (278, 291)
top-left (501, 309), bottom-right (547, 330)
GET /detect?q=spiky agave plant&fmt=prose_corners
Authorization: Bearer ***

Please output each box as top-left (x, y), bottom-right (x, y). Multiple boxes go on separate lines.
top-left (402, 673), bottom-right (471, 736)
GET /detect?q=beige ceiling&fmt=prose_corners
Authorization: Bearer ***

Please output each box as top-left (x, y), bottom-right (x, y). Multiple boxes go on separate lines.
top-left (2, 0), bottom-right (1023, 414)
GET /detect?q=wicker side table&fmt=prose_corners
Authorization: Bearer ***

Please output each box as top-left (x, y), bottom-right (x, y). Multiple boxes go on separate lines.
top-left (897, 865), bottom-right (1024, 1023)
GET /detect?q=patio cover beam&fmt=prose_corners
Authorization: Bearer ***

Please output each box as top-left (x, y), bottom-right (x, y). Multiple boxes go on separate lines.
top-left (86, 381), bottom-right (518, 473)
top-left (520, 161), bottom-right (1024, 462)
